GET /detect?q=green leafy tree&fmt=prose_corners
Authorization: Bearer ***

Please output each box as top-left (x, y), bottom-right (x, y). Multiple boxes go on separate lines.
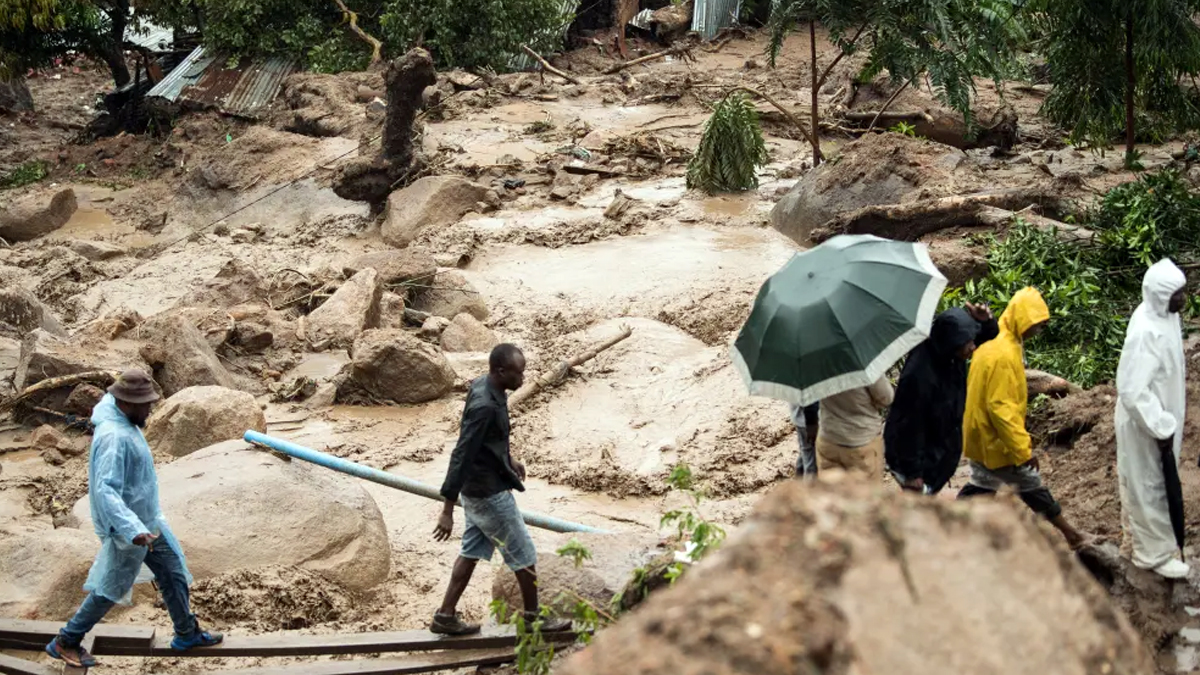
top-left (767, 0), bottom-right (1026, 164)
top-left (686, 91), bottom-right (769, 194)
top-left (0, 0), bottom-right (132, 86)
top-left (1032, 0), bottom-right (1200, 166)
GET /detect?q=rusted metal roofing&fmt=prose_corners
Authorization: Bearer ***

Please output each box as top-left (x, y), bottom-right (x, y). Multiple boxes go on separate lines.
top-left (691, 0), bottom-right (742, 40)
top-left (146, 46), bottom-right (299, 119)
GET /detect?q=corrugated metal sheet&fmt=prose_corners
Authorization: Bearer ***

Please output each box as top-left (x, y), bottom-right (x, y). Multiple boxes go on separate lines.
top-left (125, 20), bottom-right (174, 52)
top-left (691, 0), bottom-right (742, 40)
top-left (510, 0), bottom-right (583, 71)
top-left (629, 8), bottom-right (655, 31)
top-left (146, 46), bottom-right (298, 119)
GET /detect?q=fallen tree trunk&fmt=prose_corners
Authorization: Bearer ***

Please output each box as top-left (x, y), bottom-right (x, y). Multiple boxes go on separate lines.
top-left (509, 326), bottom-right (633, 410)
top-left (521, 45), bottom-right (582, 85)
top-left (976, 206), bottom-right (1095, 244)
top-left (603, 44), bottom-right (695, 75)
top-left (0, 370), bottom-right (118, 413)
top-left (810, 191), bottom-right (1071, 243)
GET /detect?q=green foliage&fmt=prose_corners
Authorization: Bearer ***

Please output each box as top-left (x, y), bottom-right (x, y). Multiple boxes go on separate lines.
top-left (686, 92), bottom-right (768, 194)
top-left (555, 539), bottom-right (592, 569)
top-left (767, 0), bottom-right (1027, 127)
top-left (1033, 0), bottom-right (1200, 152)
top-left (659, 462), bottom-right (726, 584)
top-left (0, 159), bottom-right (48, 189)
top-left (0, 0), bottom-right (101, 76)
top-left (489, 600), bottom-right (555, 675)
top-left (946, 168), bottom-right (1200, 387)
top-left (889, 121), bottom-right (918, 138)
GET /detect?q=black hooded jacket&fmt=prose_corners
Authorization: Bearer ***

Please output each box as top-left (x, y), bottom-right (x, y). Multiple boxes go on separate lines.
top-left (883, 308), bottom-right (999, 493)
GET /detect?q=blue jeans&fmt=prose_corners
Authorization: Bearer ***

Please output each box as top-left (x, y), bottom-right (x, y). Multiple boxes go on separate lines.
top-left (795, 426), bottom-right (817, 478)
top-left (59, 539), bottom-right (198, 647)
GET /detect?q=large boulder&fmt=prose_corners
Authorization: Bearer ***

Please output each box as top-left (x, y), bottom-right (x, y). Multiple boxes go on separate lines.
top-left (441, 313), bottom-right (498, 353)
top-left (145, 386), bottom-right (267, 458)
top-left (770, 134), bottom-right (981, 245)
top-left (138, 313), bottom-right (235, 397)
top-left (492, 554), bottom-right (613, 619)
top-left (343, 250), bottom-right (437, 286)
top-left (349, 329), bottom-right (455, 404)
top-left (15, 329), bottom-right (146, 393)
top-left (0, 189), bottom-right (77, 243)
top-left (306, 269), bottom-right (382, 349)
top-left (926, 239), bottom-right (988, 288)
top-left (0, 286), bottom-right (65, 338)
top-left (71, 440), bottom-right (391, 592)
top-left (410, 271), bottom-right (488, 321)
top-left (560, 478), bottom-right (1152, 675)
top-left (0, 78), bottom-right (33, 113)
top-left (382, 176), bottom-right (488, 248)
top-left (0, 527), bottom-right (98, 621)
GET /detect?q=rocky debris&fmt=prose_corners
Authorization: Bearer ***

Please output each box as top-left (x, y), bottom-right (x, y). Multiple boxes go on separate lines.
top-left (138, 313), bottom-right (235, 397)
top-left (306, 381), bottom-right (339, 409)
top-left (71, 440), bottom-right (392, 592)
top-left (230, 322), bottom-right (274, 353)
top-left (0, 526), bottom-right (98, 621)
top-left (66, 239), bottom-right (125, 261)
top-left (343, 250), bottom-right (437, 286)
top-left (410, 270), bottom-right (488, 321)
top-left (381, 176), bottom-right (488, 248)
top-left (31, 425), bottom-right (85, 458)
top-left (306, 269), bottom-right (382, 349)
top-left (0, 189), bottom-right (77, 242)
top-left (770, 134), bottom-right (981, 245)
top-left (379, 292), bottom-right (406, 330)
top-left (926, 238), bottom-right (988, 287)
top-left (419, 316), bottom-right (450, 339)
top-left (441, 313), bottom-right (498, 353)
top-left (0, 337), bottom-right (19, 397)
top-left (190, 565), bottom-right (356, 631)
top-left (1075, 542), bottom-right (1195, 651)
top-left (0, 286), bottom-right (66, 338)
top-left (76, 308), bottom-right (142, 341)
top-left (176, 258), bottom-right (267, 310)
top-left (15, 329), bottom-right (146, 393)
top-left (349, 329), bottom-right (455, 404)
top-left (1027, 369), bottom-right (1078, 399)
top-left (560, 477), bottom-right (1151, 675)
top-left (64, 383), bottom-right (105, 416)
top-left (492, 554), bottom-right (613, 619)
top-left (145, 386), bottom-right (267, 458)
top-left (0, 78), bottom-right (33, 113)
top-left (280, 73), bottom-right (365, 139)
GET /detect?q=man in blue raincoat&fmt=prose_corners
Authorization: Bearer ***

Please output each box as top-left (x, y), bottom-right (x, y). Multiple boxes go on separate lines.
top-left (46, 370), bottom-right (223, 668)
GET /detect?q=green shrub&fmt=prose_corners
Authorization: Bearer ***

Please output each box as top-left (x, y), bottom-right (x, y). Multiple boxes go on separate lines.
top-left (686, 92), bottom-right (768, 194)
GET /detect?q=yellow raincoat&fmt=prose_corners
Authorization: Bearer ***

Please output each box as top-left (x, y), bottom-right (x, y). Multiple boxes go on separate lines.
top-left (962, 287), bottom-right (1050, 469)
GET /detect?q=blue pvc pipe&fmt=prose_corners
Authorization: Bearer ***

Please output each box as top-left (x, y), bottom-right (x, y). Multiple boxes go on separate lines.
top-left (243, 431), bottom-right (608, 534)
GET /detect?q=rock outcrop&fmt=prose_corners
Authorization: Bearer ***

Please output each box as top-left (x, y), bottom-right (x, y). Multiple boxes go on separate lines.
top-left (138, 313), bottom-right (235, 397)
top-left (0, 287), bottom-right (66, 338)
top-left (144, 386), bottom-right (267, 458)
top-left (71, 440), bottom-right (391, 592)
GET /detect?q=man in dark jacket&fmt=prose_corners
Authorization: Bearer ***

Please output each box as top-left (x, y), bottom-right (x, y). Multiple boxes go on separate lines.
top-left (430, 344), bottom-right (570, 635)
top-left (884, 303), bottom-right (998, 494)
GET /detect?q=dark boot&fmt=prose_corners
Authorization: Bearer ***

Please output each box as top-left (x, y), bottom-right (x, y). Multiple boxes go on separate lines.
top-left (431, 612), bottom-right (482, 636)
top-left (522, 611), bottom-right (572, 633)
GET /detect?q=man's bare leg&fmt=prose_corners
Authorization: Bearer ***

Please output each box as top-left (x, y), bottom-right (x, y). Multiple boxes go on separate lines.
top-left (1050, 514), bottom-right (1091, 550)
top-left (514, 566), bottom-right (539, 614)
top-left (437, 556), bottom-right (478, 616)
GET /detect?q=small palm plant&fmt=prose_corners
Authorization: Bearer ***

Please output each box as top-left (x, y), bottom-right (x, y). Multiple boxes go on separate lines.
top-left (686, 91), bottom-right (769, 194)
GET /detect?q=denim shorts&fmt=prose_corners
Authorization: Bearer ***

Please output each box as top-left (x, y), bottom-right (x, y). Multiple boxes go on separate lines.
top-left (460, 491), bottom-right (537, 571)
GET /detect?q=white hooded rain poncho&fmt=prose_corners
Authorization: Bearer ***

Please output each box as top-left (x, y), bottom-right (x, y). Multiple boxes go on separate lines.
top-left (1115, 259), bottom-right (1188, 570)
top-left (83, 394), bottom-right (191, 604)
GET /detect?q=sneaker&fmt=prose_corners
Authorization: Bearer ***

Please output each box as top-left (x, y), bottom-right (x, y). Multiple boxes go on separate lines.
top-left (522, 611), bottom-right (572, 633)
top-left (170, 629), bottom-right (224, 651)
top-left (45, 636), bottom-right (99, 668)
top-left (1155, 558), bottom-right (1191, 580)
top-left (430, 612), bottom-right (481, 636)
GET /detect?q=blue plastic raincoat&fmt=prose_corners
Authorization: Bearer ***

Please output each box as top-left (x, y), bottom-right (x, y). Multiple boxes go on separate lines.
top-left (82, 394), bottom-right (191, 604)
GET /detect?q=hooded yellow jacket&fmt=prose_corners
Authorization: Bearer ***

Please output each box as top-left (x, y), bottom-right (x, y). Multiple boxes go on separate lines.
top-left (962, 287), bottom-right (1050, 469)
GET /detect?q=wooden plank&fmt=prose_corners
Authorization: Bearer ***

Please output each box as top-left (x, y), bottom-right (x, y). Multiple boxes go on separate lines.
top-left (96, 626), bottom-right (576, 658)
top-left (194, 648), bottom-right (515, 675)
top-left (0, 619), bottom-right (153, 653)
top-left (0, 653), bottom-right (58, 675)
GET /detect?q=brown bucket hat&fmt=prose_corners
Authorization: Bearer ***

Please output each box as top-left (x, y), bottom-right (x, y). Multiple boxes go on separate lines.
top-left (107, 369), bottom-right (161, 404)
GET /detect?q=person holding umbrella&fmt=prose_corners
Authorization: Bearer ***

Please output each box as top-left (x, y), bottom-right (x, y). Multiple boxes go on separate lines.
top-left (884, 303), bottom-right (999, 494)
top-left (815, 376), bottom-right (893, 478)
top-left (1115, 259), bottom-right (1189, 579)
top-left (957, 287), bottom-right (1091, 549)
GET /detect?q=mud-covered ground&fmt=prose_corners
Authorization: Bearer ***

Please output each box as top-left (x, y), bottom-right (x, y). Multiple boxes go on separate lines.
top-left (0, 26), bottom-right (1191, 675)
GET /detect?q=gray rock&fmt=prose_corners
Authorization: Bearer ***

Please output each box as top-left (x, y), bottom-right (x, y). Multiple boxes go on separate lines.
top-left (0, 287), bottom-right (66, 337)
top-left (343, 249), bottom-right (437, 286)
top-left (306, 269), bottom-right (382, 348)
top-left (441, 313), bottom-right (498, 353)
top-left (350, 329), bottom-right (455, 404)
top-left (381, 176), bottom-right (488, 248)
top-left (67, 240), bottom-right (126, 261)
top-left (0, 189), bottom-right (77, 242)
top-left (410, 270), bottom-right (488, 321)
top-left (145, 386), bottom-right (267, 458)
top-left (138, 313), bottom-right (235, 397)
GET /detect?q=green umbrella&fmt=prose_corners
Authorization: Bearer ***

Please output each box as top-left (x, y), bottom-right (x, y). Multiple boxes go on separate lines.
top-left (732, 234), bottom-right (946, 406)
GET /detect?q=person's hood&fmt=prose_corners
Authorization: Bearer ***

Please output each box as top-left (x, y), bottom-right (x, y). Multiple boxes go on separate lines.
top-left (91, 393), bottom-right (130, 428)
top-left (931, 307), bottom-right (980, 357)
top-left (1142, 258), bottom-right (1187, 318)
top-left (998, 287), bottom-right (1050, 339)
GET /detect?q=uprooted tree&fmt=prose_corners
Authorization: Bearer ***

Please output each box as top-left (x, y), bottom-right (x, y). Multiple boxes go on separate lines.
top-left (766, 0), bottom-right (1027, 165)
top-left (332, 47), bottom-right (436, 205)
top-left (1032, 0), bottom-right (1200, 166)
